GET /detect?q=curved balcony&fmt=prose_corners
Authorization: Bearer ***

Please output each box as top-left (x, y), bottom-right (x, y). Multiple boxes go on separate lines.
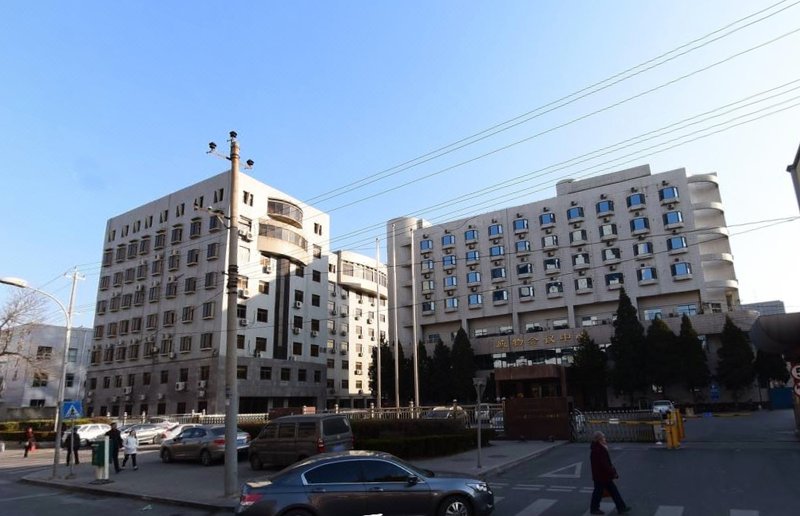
top-left (688, 173), bottom-right (720, 186)
top-left (701, 252), bottom-right (734, 264)
top-left (692, 201), bottom-right (724, 213)
top-left (267, 199), bottom-right (304, 228)
top-left (705, 279), bottom-right (739, 289)
top-left (258, 223), bottom-right (310, 264)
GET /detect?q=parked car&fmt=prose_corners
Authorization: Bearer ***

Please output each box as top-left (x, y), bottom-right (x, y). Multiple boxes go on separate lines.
top-left (155, 423), bottom-right (203, 444)
top-left (160, 425), bottom-right (250, 466)
top-left (237, 450), bottom-right (494, 516)
top-left (248, 413), bottom-right (353, 470)
top-left (422, 406), bottom-right (468, 426)
top-left (62, 423), bottom-right (111, 447)
top-left (652, 400), bottom-right (676, 415)
top-left (120, 423), bottom-right (163, 444)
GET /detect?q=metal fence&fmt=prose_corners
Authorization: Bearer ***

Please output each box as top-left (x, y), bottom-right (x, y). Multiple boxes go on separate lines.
top-left (572, 410), bottom-right (658, 442)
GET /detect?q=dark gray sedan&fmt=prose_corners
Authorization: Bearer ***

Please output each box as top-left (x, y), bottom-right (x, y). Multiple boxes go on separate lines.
top-left (237, 450), bottom-right (493, 516)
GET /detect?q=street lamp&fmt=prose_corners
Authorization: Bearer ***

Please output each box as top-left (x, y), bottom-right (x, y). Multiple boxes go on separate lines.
top-left (1, 275), bottom-right (78, 479)
top-left (473, 377), bottom-right (486, 469)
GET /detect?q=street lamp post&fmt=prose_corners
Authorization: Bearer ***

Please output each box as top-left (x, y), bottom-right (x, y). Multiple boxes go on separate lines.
top-left (473, 377), bottom-right (486, 469)
top-left (1, 271), bottom-right (81, 479)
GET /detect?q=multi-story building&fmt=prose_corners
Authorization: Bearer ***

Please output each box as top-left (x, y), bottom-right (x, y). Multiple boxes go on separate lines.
top-left (86, 171), bottom-right (385, 418)
top-left (388, 164), bottom-right (756, 403)
top-left (0, 324), bottom-right (92, 419)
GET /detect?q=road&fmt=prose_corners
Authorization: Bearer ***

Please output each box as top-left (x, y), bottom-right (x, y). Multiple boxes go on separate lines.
top-left (0, 446), bottom-right (228, 516)
top-left (485, 409), bottom-right (798, 515)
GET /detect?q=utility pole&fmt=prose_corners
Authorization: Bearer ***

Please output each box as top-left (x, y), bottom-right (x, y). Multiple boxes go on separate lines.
top-left (410, 227), bottom-right (419, 407)
top-left (375, 238), bottom-right (381, 409)
top-left (391, 224), bottom-right (400, 408)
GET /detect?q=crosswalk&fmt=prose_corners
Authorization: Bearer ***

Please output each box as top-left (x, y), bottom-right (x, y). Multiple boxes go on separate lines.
top-left (0, 450), bottom-right (61, 476)
top-left (491, 484), bottom-right (763, 516)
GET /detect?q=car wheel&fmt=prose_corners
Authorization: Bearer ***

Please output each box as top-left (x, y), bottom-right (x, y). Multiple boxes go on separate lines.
top-left (282, 511), bottom-right (312, 516)
top-left (438, 495), bottom-right (473, 516)
top-left (200, 450), bottom-right (213, 466)
top-left (249, 454), bottom-right (263, 471)
top-left (160, 449), bottom-right (172, 463)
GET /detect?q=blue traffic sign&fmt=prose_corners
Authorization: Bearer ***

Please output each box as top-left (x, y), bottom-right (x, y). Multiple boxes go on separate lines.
top-left (62, 400), bottom-right (83, 419)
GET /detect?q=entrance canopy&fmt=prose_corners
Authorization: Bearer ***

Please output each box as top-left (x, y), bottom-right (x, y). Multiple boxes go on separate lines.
top-left (749, 313), bottom-right (800, 362)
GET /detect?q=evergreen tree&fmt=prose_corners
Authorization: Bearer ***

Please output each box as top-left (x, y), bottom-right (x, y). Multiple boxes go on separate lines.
top-left (397, 342), bottom-right (413, 404)
top-left (754, 349), bottom-right (790, 388)
top-left (646, 318), bottom-right (679, 398)
top-left (430, 339), bottom-right (452, 404)
top-left (716, 316), bottom-right (755, 405)
top-left (417, 342), bottom-right (434, 405)
top-left (608, 288), bottom-right (648, 405)
top-left (368, 342), bottom-right (396, 405)
top-left (571, 330), bottom-right (608, 409)
top-left (676, 314), bottom-right (710, 402)
top-left (450, 328), bottom-right (477, 403)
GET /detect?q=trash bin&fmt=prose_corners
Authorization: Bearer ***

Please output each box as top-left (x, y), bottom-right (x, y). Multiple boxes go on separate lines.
top-left (91, 440), bottom-right (106, 467)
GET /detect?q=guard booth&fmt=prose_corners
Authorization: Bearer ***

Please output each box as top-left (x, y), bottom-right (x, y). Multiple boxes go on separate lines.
top-left (496, 364), bottom-right (572, 440)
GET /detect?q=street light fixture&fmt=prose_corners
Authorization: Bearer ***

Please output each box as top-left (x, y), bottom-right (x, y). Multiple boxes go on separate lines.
top-left (0, 273), bottom-right (80, 479)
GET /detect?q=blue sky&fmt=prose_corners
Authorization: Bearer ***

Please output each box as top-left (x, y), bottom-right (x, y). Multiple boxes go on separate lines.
top-left (1, 1), bottom-right (799, 328)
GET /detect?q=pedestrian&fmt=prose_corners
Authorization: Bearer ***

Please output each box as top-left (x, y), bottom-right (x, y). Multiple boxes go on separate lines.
top-left (589, 431), bottom-right (631, 515)
top-left (23, 426), bottom-right (36, 458)
top-left (121, 429), bottom-right (139, 470)
top-left (64, 426), bottom-right (80, 465)
top-left (105, 422), bottom-right (124, 473)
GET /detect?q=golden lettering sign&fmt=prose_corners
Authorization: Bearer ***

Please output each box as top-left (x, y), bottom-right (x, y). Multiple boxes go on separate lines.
top-left (511, 338), bottom-right (524, 348)
top-left (494, 332), bottom-right (579, 350)
top-left (527, 337), bottom-right (539, 347)
top-left (495, 339), bottom-right (509, 350)
top-left (559, 333), bottom-right (572, 342)
top-left (544, 335), bottom-right (556, 345)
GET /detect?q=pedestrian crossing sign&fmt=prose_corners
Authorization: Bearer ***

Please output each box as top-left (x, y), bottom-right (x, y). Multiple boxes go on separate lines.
top-left (62, 400), bottom-right (83, 419)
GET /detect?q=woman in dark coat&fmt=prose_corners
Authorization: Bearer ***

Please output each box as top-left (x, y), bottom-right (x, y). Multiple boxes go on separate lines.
top-left (589, 431), bottom-right (631, 515)
top-left (23, 427), bottom-right (36, 457)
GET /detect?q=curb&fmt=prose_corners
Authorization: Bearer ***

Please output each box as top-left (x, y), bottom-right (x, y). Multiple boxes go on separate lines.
top-left (476, 441), bottom-right (569, 479)
top-left (20, 476), bottom-right (236, 512)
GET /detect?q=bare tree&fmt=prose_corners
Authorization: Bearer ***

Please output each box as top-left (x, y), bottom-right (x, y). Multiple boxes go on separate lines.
top-left (0, 290), bottom-right (46, 361)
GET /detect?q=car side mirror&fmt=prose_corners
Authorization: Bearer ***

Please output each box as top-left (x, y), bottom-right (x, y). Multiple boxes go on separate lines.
top-left (407, 475), bottom-right (419, 485)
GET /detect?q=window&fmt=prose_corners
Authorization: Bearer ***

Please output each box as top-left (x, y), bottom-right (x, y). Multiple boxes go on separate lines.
top-left (513, 219), bottom-right (528, 231)
top-left (676, 303), bottom-right (698, 316)
top-left (488, 224), bottom-right (503, 236)
top-left (442, 255), bottom-right (457, 268)
top-left (464, 229), bottom-right (478, 241)
top-left (32, 372), bottom-right (48, 387)
top-left (546, 281), bottom-right (563, 294)
top-left (180, 336), bottom-right (192, 352)
top-left (596, 200), bottom-right (614, 214)
top-left (633, 242), bottom-right (654, 257)
top-left (637, 267), bottom-right (658, 282)
top-left (312, 270), bottom-right (321, 283)
top-left (445, 297), bottom-right (459, 309)
top-left (599, 224), bottom-right (617, 239)
top-left (667, 236), bottom-right (688, 251)
top-left (442, 234), bottom-right (455, 246)
top-left (516, 240), bottom-right (531, 253)
top-left (575, 277), bottom-right (593, 290)
top-left (490, 267), bottom-right (506, 280)
top-left (663, 211), bottom-right (684, 226)
top-left (570, 229), bottom-right (587, 243)
top-left (421, 280), bottom-right (434, 291)
top-left (602, 248), bottom-right (621, 262)
top-left (541, 235), bottom-right (558, 248)
top-left (361, 459), bottom-right (413, 483)
top-left (489, 245), bottom-right (504, 257)
top-left (519, 286), bottom-right (534, 298)
top-left (644, 309), bottom-right (663, 321)
top-left (465, 250), bottom-right (479, 262)
top-left (190, 219), bottom-right (202, 238)
top-left (630, 217), bottom-right (650, 232)
top-left (237, 366), bottom-right (248, 380)
top-left (36, 346), bottom-right (53, 360)
top-left (671, 262), bottom-right (692, 277)
top-left (517, 263), bottom-right (533, 276)
top-left (171, 226), bottom-right (183, 244)
top-left (468, 294), bottom-right (483, 306)
top-left (204, 271), bottom-right (218, 289)
top-left (572, 253), bottom-right (590, 267)
top-left (187, 248), bottom-right (199, 265)
top-left (544, 258), bottom-right (560, 272)
top-left (256, 308), bottom-right (268, 323)
top-left (421, 259), bottom-right (434, 271)
top-left (659, 186), bottom-right (679, 201)
top-left (566, 206), bottom-right (584, 220)
top-left (305, 462), bottom-right (362, 484)
top-left (467, 271), bottom-right (481, 284)
top-left (202, 301), bottom-right (216, 319)
top-left (420, 239), bottom-right (433, 251)
top-left (443, 276), bottom-right (457, 288)
top-left (184, 276), bottom-right (197, 293)
top-left (207, 242), bottom-right (220, 260)
top-left (605, 273), bottom-right (624, 286)
top-left (492, 290), bottom-right (508, 302)
top-left (539, 212), bottom-right (556, 225)
top-left (421, 301), bottom-right (435, 312)
top-left (160, 370), bottom-right (169, 384)
top-left (627, 192), bottom-right (646, 208)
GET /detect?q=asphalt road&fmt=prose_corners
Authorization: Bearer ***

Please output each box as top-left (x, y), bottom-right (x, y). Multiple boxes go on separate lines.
top-left (486, 409), bottom-right (798, 515)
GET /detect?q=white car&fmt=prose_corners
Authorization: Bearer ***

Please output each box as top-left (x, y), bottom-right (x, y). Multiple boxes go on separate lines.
top-left (652, 400), bottom-right (676, 415)
top-left (62, 423), bottom-right (111, 447)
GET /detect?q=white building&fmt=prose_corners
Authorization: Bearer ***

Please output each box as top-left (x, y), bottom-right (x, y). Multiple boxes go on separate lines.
top-left (0, 324), bottom-right (92, 419)
top-left (387, 164), bottom-right (756, 404)
top-left (86, 170), bottom-right (385, 417)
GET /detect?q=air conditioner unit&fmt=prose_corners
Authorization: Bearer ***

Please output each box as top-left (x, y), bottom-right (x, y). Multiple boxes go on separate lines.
top-left (370, 337), bottom-right (375, 341)
top-left (198, 380), bottom-right (207, 389)
top-left (341, 292), bottom-right (347, 299)
top-left (198, 390), bottom-right (206, 398)
top-left (157, 393), bottom-right (165, 400)
top-left (311, 330), bottom-right (318, 337)
top-left (330, 308), bottom-right (337, 315)
top-left (340, 349), bottom-right (347, 355)
top-left (293, 327), bottom-right (301, 334)
top-left (239, 318), bottom-right (249, 327)
top-left (88, 390), bottom-right (95, 398)
top-left (175, 381), bottom-right (186, 391)
top-left (287, 356), bottom-right (296, 361)
top-left (123, 386), bottom-right (132, 395)
top-left (169, 352), bottom-right (177, 359)
top-left (111, 396), bottom-right (119, 403)
top-left (262, 265), bottom-right (272, 274)
top-left (366, 318), bottom-right (373, 324)
top-left (238, 289), bottom-right (250, 298)
top-left (340, 330), bottom-right (347, 336)
top-left (358, 352), bottom-right (363, 357)
top-left (138, 394), bottom-right (147, 401)
top-left (294, 300), bottom-right (303, 309)
top-left (258, 351), bottom-right (268, 358)
top-left (354, 316), bottom-right (360, 321)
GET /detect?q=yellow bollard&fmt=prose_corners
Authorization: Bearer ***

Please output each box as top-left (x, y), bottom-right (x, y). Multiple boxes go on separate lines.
top-left (676, 409), bottom-right (685, 441)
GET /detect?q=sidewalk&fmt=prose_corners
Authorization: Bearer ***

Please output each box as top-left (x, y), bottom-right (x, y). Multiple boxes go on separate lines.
top-left (20, 439), bottom-right (566, 511)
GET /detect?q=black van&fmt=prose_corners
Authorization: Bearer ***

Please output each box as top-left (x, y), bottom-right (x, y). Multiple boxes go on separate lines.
top-left (248, 413), bottom-right (354, 469)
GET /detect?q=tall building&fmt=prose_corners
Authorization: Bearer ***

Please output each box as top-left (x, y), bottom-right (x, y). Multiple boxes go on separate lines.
top-left (388, 164), bottom-right (756, 403)
top-left (0, 324), bottom-right (92, 419)
top-left (86, 171), bottom-right (385, 418)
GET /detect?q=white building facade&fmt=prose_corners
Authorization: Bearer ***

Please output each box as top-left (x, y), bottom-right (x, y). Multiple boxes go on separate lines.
top-left (86, 171), bottom-right (384, 417)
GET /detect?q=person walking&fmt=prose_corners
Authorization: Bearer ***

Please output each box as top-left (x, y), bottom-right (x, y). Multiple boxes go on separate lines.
top-left (121, 429), bottom-right (139, 470)
top-left (589, 431), bottom-right (631, 515)
top-left (64, 426), bottom-right (80, 465)
top-left (105, 422), bottom-right (124, 473)
top-left (23, 427), bottom-right (36, 457)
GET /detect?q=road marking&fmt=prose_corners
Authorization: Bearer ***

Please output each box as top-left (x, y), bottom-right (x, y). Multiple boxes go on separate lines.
top-left (539, 461), bottom-right (582, 478)
top-left (546, 486), bottom-right (575, 492)
top-left (655, 506), bottom-right (685, 516)
top-left (0, 492), bottom-right (60, 502)
top-left (730, 510), bottom-right (759, 516)
top-left (583, 501), bottom-right (616, 515)
top-left (512, 486), bottom-right (542, 491)
top-left (513, 498), bottom-right (558, 516)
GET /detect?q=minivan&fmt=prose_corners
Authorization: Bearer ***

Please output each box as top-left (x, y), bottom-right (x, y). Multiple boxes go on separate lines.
top-left (248, 414), bottom-right (353, 469)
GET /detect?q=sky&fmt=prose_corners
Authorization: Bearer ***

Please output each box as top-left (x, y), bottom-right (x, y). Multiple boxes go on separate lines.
top-left (1, 1), bottom-right (799, 329)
